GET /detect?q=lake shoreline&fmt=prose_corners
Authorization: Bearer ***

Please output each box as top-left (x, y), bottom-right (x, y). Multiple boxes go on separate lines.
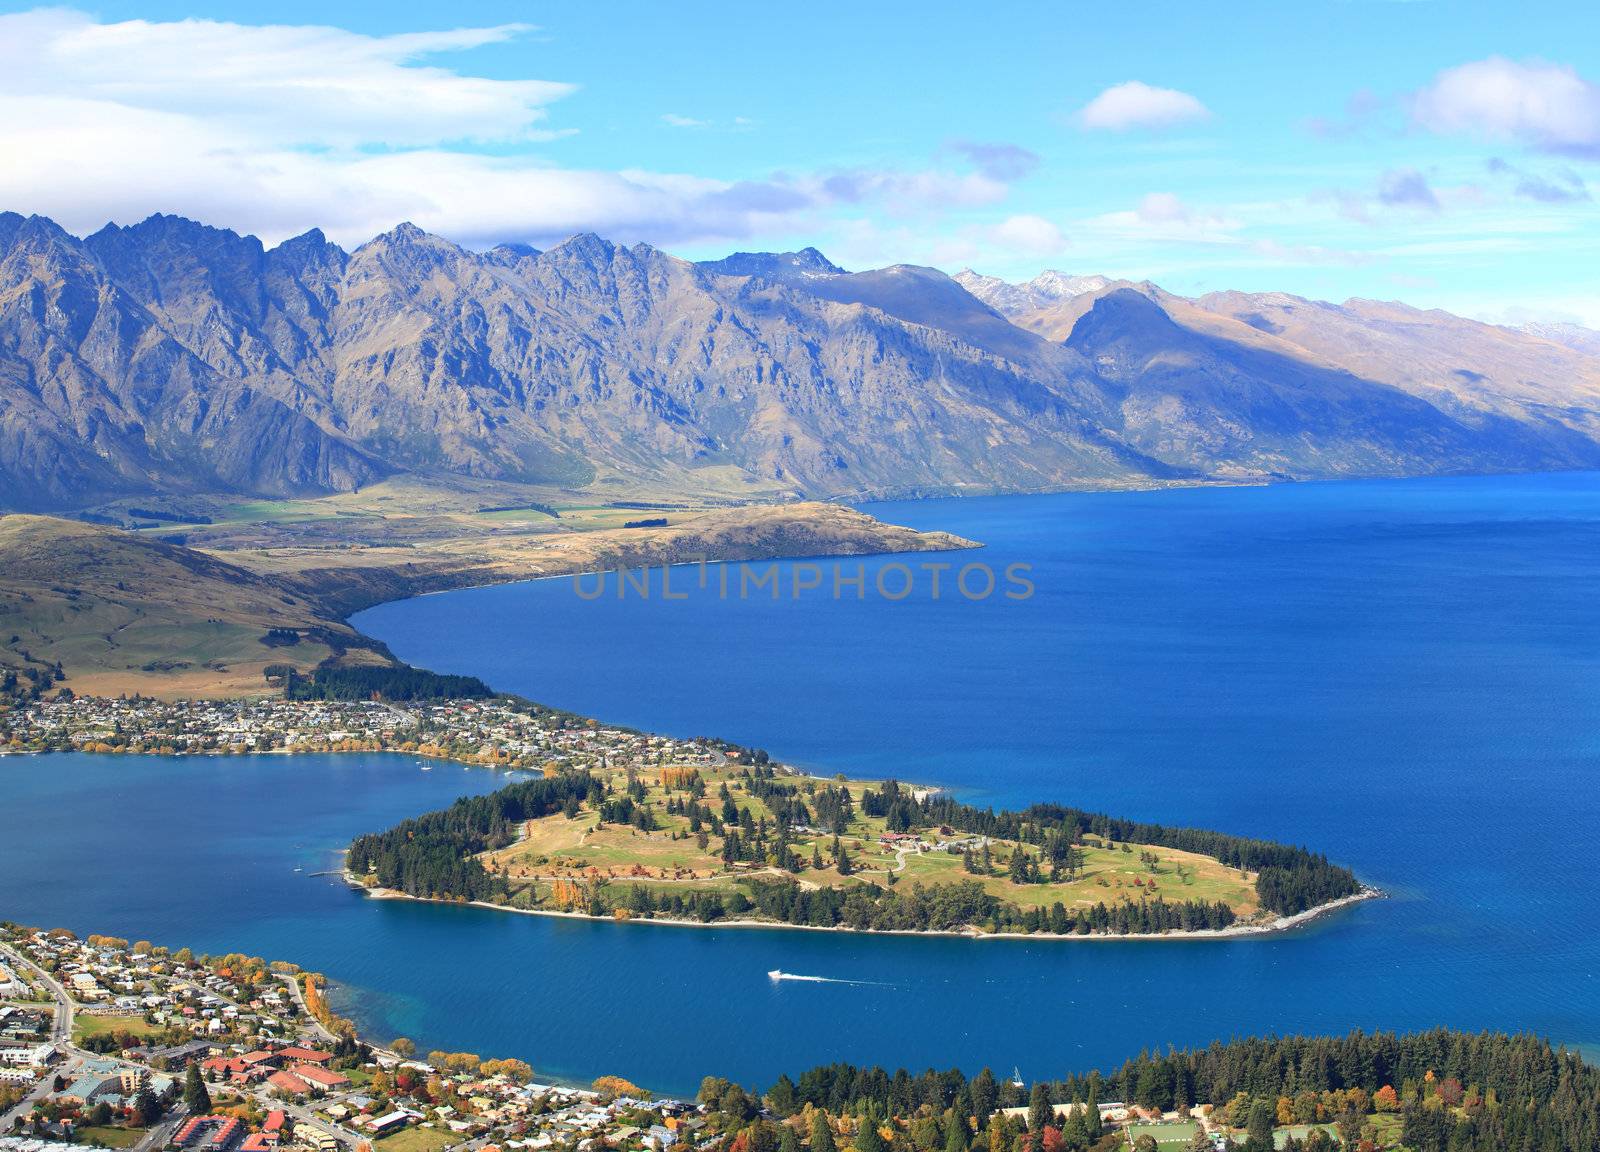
top-left (345, 871), bottom-right (1383, 942)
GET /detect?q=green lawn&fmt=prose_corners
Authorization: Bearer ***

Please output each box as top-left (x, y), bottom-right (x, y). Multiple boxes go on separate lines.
top-left (72, 1014), bottom-right (161, 1042)
top-left (1368, 1114), bottom-right (1404, 1146)
top-left (1126, 1120), bottom-right (1201, 1148)
top-left (77, 1125), bottom-right (146, 1148)
top-left (1274, 1127), bottom-right (1336, 1149)
top-left (373, 1125), bottom-right (463, 1152)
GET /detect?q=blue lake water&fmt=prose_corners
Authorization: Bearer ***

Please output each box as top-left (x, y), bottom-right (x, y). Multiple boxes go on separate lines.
top-left (7, 472), bottom-right (1600, 1093)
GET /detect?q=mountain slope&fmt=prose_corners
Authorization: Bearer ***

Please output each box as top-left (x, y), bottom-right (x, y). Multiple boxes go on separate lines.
top-left (0, 513), bottom-right (377, 696)
top-left (0, 212), bottom-right (384, 511)
top-left (5, 212), bottom-right (1600, 512)
top-left (1070, 290), bottom-right (1599, 479)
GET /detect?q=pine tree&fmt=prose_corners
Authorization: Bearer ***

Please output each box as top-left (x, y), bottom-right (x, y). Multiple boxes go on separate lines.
top-left (183, 1062), bottom-right (212, 1113)
top-left (1061, 1107), bottom-right (1085, 1150)
top-left (811, 1112), bottom-right (837, 1152)
top-left (945, 1112), bottom-right (969, 1152)
top-left (971, 1069), bottom-right (997, 1127)
top-left (1244, 1101), bottom-right (1274, 1152)
top-left (1027, 1084), bottom-right (1052, 1134)
top-left (854, 1121), bottom-right (886, 1152)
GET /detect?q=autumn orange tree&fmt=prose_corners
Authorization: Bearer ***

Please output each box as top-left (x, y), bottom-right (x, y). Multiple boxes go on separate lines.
top-left (593, 1074), bottom-right (648, 1101)
top-left (661, 766), bottom-right (701, 790)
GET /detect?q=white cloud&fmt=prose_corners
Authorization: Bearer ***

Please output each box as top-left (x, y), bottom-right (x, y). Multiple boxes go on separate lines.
top-left (1411, 57), bottom-right (1600, 157)
top-left (1249, 239), bottom-right (1373, 268)
top-left (812, 168), bottom-right (1011, 215)
top-left (0, 9), bottom-right (571, 149)
top-left (943, 140), bottom-right (1040, 182)
top-left (1076, 82), bottom-right (1210, 131)
top-left (661, 113), bottom-right (711, 129)
top-left (1377, 168), bottom-right (1441, 211)
top-left (0, 8), bottom-right (1035, 251)
top-left (987, 214), bottom-right (1066, 254)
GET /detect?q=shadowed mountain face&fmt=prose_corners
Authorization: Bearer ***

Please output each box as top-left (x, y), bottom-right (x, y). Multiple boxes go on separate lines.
top-left (4, 211), bottom-right (1600, 511)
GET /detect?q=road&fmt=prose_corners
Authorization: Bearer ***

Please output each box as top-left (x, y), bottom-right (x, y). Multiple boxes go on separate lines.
top-left (131, 1106), bottom-right (189, 1152)
top-left (0, 939), bottom-right (82, 1133)
top-left (0, 940), bottom-right (74, 1044)
top-left (274, 972), bottom-right (339, 1047)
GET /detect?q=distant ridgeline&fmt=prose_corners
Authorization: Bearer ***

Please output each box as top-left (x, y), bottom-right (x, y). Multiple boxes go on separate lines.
top-left (346, 773), bottom-right (1359, 935)
top-left (737, 1030), bottom-right (1598, 1152)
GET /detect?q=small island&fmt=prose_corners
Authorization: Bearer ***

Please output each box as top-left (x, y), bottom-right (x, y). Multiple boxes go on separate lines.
top-left (346, 758), bottom-right (1370, 938)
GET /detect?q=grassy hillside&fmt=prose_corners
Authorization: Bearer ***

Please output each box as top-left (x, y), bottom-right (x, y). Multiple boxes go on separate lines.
top-left (0, 496), bottom-right (974, 698)
top-left (0, 514), bottom-right (380, 697)
top-left (481, 763), bottom-right (1262, 922)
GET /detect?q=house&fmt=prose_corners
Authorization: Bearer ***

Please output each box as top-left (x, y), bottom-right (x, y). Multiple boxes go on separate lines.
top-left (274, 1046), bottom-right (331, 1066)
top-left (286, 1064), bottom-right (349, 1091)
top-left (299, 1127), bottom-right (341, 1152)
top-left (147, 1040), bottom-right (214, 1069)
top-left (202, 1056), bottom-right (267, 1084)
top-left (365, 1112), bottom-right (411, 1136)
top-left (174, 1117), bottom-right (243, 1151)
top-left (266, 1070), bottom-right (314, 1097)
top-left (0, 1044), bottom-right (54, 1068)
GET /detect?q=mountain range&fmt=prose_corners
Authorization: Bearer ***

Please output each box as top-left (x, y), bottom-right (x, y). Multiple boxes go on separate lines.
top-left (5, 209), bottom-right (1600, 513)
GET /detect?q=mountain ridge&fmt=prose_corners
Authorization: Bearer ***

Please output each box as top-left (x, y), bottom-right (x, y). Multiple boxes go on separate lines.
top-left (4, 210), bottom-right (1600, 513)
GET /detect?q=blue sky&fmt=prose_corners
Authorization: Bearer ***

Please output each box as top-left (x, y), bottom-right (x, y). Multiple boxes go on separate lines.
top-left (2, 1), bottom-right (1599, 323)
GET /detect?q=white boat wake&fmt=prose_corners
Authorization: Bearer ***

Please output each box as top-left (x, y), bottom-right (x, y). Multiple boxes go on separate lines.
top-left (767, 969), bottom-right (894, 987)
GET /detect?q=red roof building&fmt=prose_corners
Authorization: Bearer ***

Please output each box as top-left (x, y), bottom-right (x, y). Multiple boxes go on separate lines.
top-left (288, 1063), bottom-right (350, 1090)
top-left (266, 1070), bottom-right (313, 1096)
top-left (275, 1046), bottom-right (332, 1065)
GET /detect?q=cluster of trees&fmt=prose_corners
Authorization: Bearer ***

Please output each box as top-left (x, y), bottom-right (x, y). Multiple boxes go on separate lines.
top-left (347, 771), bottom-right (599, 900)
top-left (284, 663), bottom-right (493, 702)
top-left (861, 782), bottom-right (1360, 917)
top-left (0, 661), bottom-right (64, 702)
top-left (730, 1031), bottom-right (1599, 1152)
top-left (351, 771), bottom-right (603, 897)
top-left (541, 877), bottom-right (1236, 936)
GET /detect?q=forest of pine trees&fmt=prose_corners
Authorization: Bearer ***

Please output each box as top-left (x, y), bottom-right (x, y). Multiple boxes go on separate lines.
top-left (726, 1031), bottom-right (1599, 1152)
top-left (285, 663), bottom-right (494, 701)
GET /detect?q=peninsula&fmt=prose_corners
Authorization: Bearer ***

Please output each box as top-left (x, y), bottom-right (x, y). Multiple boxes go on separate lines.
top-left (343, 745), bottom-right (1368, 939)
top-left (0, 680), bottom-right (1370, 940)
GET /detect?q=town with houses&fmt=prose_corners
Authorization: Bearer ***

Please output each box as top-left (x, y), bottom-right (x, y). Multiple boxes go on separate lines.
top-left (0, 696), bottom-right (732, 775)
top-left (0, 924), bottom-right (712, 1152)
top-left (0, 922), bottom-right (1261, 1152)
